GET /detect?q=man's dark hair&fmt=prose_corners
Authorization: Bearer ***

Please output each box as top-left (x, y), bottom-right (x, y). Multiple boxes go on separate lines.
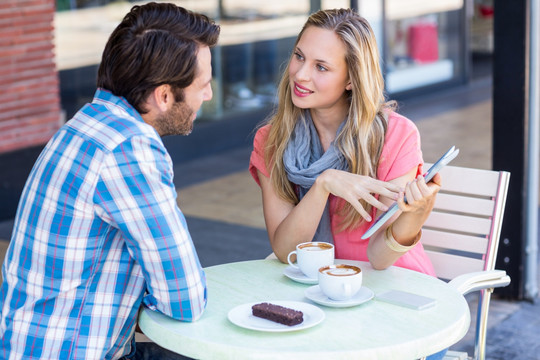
top-left (97, 2), bottom-right (220, 114)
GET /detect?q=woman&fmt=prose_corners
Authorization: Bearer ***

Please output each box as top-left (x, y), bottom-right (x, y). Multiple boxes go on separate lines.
top-left (249, 9), bottom-right (441, 276)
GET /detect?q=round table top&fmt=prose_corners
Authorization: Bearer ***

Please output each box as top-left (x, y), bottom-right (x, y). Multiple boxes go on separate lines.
top-left (138, 259), bottom-right (470, 360)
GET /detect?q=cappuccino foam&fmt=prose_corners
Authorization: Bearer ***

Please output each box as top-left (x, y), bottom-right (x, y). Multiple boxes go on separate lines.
top-left (299, 242), bottom-right (333, 251)
top-left (320, 264), bottom-right (361, 276)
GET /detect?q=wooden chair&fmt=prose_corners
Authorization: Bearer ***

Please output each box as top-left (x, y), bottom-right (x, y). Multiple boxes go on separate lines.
top-left (421, 164), bottom-right (511, 360)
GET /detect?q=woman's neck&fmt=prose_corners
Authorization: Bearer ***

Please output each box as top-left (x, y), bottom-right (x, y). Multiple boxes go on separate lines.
top-left (309, 107), bottom-right (348, 151)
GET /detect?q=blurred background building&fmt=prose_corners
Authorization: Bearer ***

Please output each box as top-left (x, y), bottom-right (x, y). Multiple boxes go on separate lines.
top-left (2, 0), bottom-right (538, 301)
top-left (1, 0), bottom-right (490, 196)
top-left (2, 0), bottom-right (483, 155)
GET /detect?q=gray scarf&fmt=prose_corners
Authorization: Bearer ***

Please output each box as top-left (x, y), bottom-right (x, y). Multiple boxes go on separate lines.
top-left (283, 111), bottom-right (348, 244)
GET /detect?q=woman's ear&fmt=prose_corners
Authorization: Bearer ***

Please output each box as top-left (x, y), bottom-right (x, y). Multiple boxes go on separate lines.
top-left (346, 82), bottom-right (352, 91)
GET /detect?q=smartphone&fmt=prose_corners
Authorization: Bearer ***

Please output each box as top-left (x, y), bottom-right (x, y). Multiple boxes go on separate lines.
top-left (360, 146), bottom-right (459, 239)
top-left (376, 290), bottom-right (437, 310)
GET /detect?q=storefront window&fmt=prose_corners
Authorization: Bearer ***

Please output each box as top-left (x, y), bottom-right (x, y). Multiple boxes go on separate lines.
top-left (54, 0), bottom-right (466, 119)
top-left (383, 0), bottom-right (465, 95)
top-left (54, 0), bottom-right (309, 120)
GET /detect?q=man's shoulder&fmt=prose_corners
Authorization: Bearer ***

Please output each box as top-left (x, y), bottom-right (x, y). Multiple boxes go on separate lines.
top-left (68, 102), bottom-right (159, 153)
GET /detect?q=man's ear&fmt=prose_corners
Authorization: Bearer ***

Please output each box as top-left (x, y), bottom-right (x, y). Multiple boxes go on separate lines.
top-left (152, 84), bottom-right (174, 112)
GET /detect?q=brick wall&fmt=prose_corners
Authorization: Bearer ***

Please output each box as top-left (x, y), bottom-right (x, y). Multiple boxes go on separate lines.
top-left (0, 0), bottom-right (61, 154)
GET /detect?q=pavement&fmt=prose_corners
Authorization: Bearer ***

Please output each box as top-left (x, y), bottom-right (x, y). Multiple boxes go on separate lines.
top-left (0, 76), bottom-right (539, 359)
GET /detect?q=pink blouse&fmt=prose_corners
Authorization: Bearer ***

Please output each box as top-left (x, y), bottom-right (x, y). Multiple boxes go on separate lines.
top-left (249, 112), bottom-right (436, 276)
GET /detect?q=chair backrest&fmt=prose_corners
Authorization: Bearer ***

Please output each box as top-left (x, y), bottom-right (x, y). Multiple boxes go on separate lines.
top-left (421, 164), bottom-right (511, 281)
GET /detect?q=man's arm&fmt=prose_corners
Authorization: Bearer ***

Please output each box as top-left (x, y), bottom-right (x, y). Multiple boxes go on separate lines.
top-left (95, 135), bottom-right (206, 321)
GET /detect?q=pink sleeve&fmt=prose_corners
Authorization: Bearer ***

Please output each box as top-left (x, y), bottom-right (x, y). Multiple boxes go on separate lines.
top-left (249, 125), bottom-right (271, 187)
top-left (377, 112), bottom-right (423, 181)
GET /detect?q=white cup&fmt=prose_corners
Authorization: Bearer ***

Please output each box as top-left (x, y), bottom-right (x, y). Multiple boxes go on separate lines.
top-left (287, 242), bottom-right (334, 279)
top-left (318, 264), bottom-right (363, 301)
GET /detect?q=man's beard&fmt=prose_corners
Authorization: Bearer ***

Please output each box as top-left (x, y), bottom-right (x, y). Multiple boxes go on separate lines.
top-left (157, 101), bottom-right (194, 137)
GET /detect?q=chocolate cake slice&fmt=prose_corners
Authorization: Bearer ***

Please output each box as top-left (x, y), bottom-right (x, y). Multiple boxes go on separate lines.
top-left (252, 302), bottom-right (303, 326)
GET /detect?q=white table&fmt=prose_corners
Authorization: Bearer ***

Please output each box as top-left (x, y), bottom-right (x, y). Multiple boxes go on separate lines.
top-left (138, 259), bottom-right (470, 360)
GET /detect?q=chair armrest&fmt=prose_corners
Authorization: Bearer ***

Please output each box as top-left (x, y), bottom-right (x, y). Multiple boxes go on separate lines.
top-left (448, 270), bottom-right (511, 295)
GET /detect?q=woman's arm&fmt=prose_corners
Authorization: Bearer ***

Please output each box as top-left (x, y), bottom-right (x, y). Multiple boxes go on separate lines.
top-left (367, 169), bottom-right (442, 270)
top-left (258, 168), bottom-right (402, 262)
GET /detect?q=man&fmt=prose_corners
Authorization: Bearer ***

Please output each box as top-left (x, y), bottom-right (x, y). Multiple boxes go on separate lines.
top-left (0, 3), bottom-right (220, 359)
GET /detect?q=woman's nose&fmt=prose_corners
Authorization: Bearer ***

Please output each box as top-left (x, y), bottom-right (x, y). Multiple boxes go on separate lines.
top-left (294, 63), bottom-right (311, 82)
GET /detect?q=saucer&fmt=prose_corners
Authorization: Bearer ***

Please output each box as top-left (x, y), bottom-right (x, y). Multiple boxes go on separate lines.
top-left (304, 285), bottom-right (374, 308)
top-left (283, 265), bottom-right (318, 284)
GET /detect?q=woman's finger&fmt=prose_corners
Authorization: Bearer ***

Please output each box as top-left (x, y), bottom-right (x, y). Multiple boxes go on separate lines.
top-left (349, 189), bottom-right (388, 211)
top-left (415, 175), bottom-right (432, 197)
top-left (405, 180), bottom-right (422, 203)
top-left (358, 176), bottom-right (402, 192)
top-left (396, 191), bottom-right (412, 211)
top-left (345, 196), bottom-right (373, 221)
top-left (362, 195), bottom-right (389, 212)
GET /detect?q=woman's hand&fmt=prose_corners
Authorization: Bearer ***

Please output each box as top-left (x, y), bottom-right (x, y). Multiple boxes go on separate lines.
top-left (258, 168), bottom-right (402, 262)
top-left (367, 171), bottom-right (442, 270)
top-left (317, 169), bottom-right (403, 222)
top-left (396, 172), bottom-right (441, 217)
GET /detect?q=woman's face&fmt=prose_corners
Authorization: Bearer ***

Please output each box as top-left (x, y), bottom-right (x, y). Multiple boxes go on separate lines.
top-left (288, 26), bottom-right (351, 113)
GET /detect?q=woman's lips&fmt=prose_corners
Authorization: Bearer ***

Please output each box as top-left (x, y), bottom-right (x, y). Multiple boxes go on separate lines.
top-left (293, 82), bottom-right (313, 97)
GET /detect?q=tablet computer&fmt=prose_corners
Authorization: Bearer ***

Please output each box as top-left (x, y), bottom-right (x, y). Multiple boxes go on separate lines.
top-left (360, 146), bottom-right (459, 240)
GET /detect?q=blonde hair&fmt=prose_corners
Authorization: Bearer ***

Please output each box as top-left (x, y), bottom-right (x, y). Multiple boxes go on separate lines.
top-left (264, 8), bottom-right (394, 231)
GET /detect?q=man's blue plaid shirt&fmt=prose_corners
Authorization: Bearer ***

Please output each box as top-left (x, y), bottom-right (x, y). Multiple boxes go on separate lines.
top-left (0, 89), bottom-right (207, 359)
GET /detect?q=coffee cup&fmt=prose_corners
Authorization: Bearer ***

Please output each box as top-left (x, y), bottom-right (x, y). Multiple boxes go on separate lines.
top-left (318, 264), bottom-right (362, 301)
top-left (287, 242), bottom-right (334, 279)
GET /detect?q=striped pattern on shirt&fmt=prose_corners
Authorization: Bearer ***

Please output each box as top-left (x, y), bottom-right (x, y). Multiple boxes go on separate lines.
top-left (0, 89), bottom-right (207, 360)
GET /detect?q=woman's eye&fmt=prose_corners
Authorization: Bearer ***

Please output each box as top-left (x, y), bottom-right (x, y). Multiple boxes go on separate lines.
top-left (317, 64), bottom-right (327, 72)
top-left (294, 52), bottom-right (304, 61)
